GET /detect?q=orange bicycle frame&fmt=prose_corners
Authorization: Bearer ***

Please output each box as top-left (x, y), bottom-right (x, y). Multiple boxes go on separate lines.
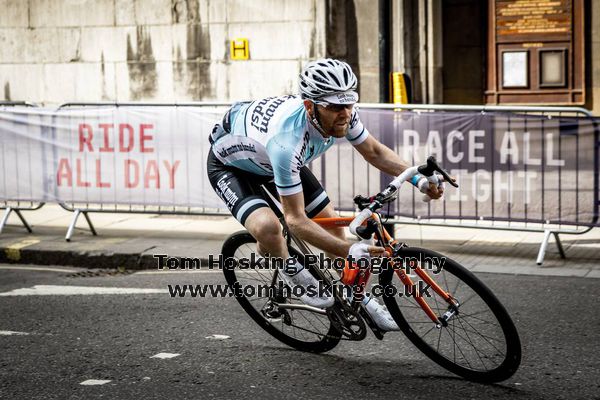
top-left (311, 214), bottom-right (455, 325)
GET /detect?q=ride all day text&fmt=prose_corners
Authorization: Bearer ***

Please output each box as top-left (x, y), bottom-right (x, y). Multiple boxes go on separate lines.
top-left (56, 123), bottom-right (181, 189)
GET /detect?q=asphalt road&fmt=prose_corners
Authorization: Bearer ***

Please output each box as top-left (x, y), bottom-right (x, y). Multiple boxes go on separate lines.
top-left (0, 264), bottom-right (598, 400)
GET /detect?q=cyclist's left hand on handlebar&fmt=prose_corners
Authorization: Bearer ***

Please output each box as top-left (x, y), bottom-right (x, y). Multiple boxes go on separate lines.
top-left (425, 180), bottom-right (444, 200)
top-left (419, 174), bottom-right (456, 200)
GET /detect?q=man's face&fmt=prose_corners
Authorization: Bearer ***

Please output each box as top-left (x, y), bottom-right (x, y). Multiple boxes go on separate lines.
top-left (305, 100), bottom-right (354, 138)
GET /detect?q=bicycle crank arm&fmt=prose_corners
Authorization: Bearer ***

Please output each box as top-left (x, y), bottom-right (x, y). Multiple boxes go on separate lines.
top-left (357, 307), bottom-right (385, 340)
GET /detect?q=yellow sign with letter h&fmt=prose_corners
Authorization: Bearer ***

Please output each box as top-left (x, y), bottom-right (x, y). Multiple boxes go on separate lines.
top-left (230, 38), bottom-right (249, 60)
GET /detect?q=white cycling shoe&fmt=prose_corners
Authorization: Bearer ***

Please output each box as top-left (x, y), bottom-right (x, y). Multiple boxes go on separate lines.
top-left (363, 296), bottom-right (400, 331)
top-left (279, 267), bottom-right (334, 309)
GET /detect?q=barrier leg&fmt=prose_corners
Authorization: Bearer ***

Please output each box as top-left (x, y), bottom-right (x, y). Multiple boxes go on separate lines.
top-left (65, 209), bottom-right (81, 242)
top-left (536, 229), bottom-right (552, 266)
top-left (13, 209), bottom-right (33, 233)
top-left (0, 207), bottom-right (33, 234)
top-left (553, 232), bottom-right (566, 259)
top-left (0, 207), bottom-right (12, 234)
top-left (66, 210), bottom-right (98, 241)
top-left (82, 211), bottom-right (97, 236)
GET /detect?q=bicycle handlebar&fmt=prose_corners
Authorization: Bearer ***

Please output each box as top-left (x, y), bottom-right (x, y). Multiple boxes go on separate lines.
top-left (349, 156), bottom-right (458, 237)
top-left (418, 156), bottom-right (459, 188)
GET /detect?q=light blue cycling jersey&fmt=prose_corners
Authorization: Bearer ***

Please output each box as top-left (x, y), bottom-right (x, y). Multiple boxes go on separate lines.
top-left (211, 95), bottom-right (370, 196)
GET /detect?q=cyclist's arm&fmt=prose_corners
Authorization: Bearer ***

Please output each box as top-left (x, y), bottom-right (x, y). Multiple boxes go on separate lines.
top-left (354, 134), bottom-right (410, 176)
top-left (354, 135), bottom-right (443, 199)
top-left (280, 192), bottom-right (351, 258)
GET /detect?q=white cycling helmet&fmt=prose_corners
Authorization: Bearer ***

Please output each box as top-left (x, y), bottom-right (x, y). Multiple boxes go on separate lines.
top-left (299, 58), bottom-right (359, 105)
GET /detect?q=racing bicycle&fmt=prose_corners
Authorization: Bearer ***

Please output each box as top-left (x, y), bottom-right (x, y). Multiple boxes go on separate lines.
top-left (221, 156), bottom-right (522, 383)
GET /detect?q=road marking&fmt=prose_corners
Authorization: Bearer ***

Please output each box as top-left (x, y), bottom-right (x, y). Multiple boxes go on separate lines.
top-left (0, 265), bottom-right (76, 273)
top-left (151, 353), bottom-right (180, 359)
top-left (0, 330), bottom-right (30, 336)
top-left (4, 239), bottom-right (41, 262)
top-left (0, 285), bottom-right (167, 296)
top-left (205, 334), bottom-right (230, 340)
top-left (80, 379), bottom-right (112, 386)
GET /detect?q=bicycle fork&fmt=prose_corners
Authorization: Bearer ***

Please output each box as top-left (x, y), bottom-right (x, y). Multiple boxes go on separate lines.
top-left (394, 265), bottom-right (459, 328)
top-left (382, 230), bottom-right (460, 329)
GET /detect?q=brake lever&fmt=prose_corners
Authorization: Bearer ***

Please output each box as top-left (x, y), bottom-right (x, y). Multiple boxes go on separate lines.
top-left (353, 195), bottom-right (372, 211)
top-left (417, 156), bottom-right (459, 188)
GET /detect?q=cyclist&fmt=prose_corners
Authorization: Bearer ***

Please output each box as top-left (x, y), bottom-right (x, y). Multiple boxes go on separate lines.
top-left (207, 58), bottom-right (443, 331)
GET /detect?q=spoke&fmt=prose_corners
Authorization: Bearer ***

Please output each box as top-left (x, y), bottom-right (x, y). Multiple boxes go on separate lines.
top-left (457, 315), bottom-right (506, 354)
top-left (452, 317), bottom-right (456, 364)
top-left (449, 324), bottom-right (499, 355)
top-left (285, 315), bottom-right (328, 338)
top-left (421, 324), bottom-right (437, 338)
top-left (244, 269), bottom-right (274, 283)
top-left (452, 320), bottom-right (505, 344)
top-left (457, 292), bottom-right (480, 308)
top-left (460, 308), bottom-right (492, 316)
top-left (442, 267), bottom-right (450, 292)
top-left (297, 308), bottom-right (330, 334)
top-left (458, 312), bottom-right (502, 328)
top-left (451, 272), bottom-right (462, 296)
top-left (443, 325), bottom-right (473, 369)
top-left (456, 316), bottom-right (490, 370)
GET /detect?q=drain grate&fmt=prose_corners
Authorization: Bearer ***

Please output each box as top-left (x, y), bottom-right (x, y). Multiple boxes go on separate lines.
top-left (66, 268), bottom-right (133, 278)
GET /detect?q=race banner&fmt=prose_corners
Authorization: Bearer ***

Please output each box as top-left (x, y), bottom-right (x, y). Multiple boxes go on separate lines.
top-left (320, 108), bottom-right (598, 226)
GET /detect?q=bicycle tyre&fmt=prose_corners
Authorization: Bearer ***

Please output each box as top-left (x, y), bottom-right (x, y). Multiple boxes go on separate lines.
top-left (379, 247), bottom-right (521, 382)
top-left (222, 230), bottom-right (341, 353)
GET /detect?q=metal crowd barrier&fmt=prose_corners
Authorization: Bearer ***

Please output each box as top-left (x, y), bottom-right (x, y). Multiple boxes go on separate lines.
top-left (0, 101), bottom-right (45, 234)
top-left (351, 103), bottom-right (599, 264)
top-left (9, 101), bottom-right (596, 265)
top-left (55, 102), bottom-right (231, 241)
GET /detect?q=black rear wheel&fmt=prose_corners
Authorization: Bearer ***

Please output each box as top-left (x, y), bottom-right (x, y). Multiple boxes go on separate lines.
top-left (222, 231), bottom-right (341, 353)
top-left (379, 247), bottom-right (521, 382)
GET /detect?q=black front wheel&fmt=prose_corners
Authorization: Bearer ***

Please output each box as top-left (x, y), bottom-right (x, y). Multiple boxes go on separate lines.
top-left (222, 231), bottom-right (341, 353)
top-left (379, 247), bottom-right (521, 383)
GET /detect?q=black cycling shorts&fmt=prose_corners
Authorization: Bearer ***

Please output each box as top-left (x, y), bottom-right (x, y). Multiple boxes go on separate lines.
top-left (207, 149), bottom-right (330, 226)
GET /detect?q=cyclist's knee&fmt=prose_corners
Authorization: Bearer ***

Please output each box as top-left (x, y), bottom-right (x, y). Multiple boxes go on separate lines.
top-left (253, 223), bottom-right (283, 244)
top-left (244, 209), bottom-right (283, 243)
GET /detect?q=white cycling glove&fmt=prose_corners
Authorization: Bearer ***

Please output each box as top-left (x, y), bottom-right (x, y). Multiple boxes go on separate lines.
top-left (348, 239), bottom-right (374, 264)
top-left (411, 173), bottom-right (446, 202)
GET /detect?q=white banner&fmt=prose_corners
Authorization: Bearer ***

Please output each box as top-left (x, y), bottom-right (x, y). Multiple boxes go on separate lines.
top-left (0, 106), bottom-right (228, 209)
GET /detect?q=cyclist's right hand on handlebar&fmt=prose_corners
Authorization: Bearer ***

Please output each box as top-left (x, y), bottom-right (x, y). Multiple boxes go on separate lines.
top-left (348, 241), bottom-right (385, 263)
